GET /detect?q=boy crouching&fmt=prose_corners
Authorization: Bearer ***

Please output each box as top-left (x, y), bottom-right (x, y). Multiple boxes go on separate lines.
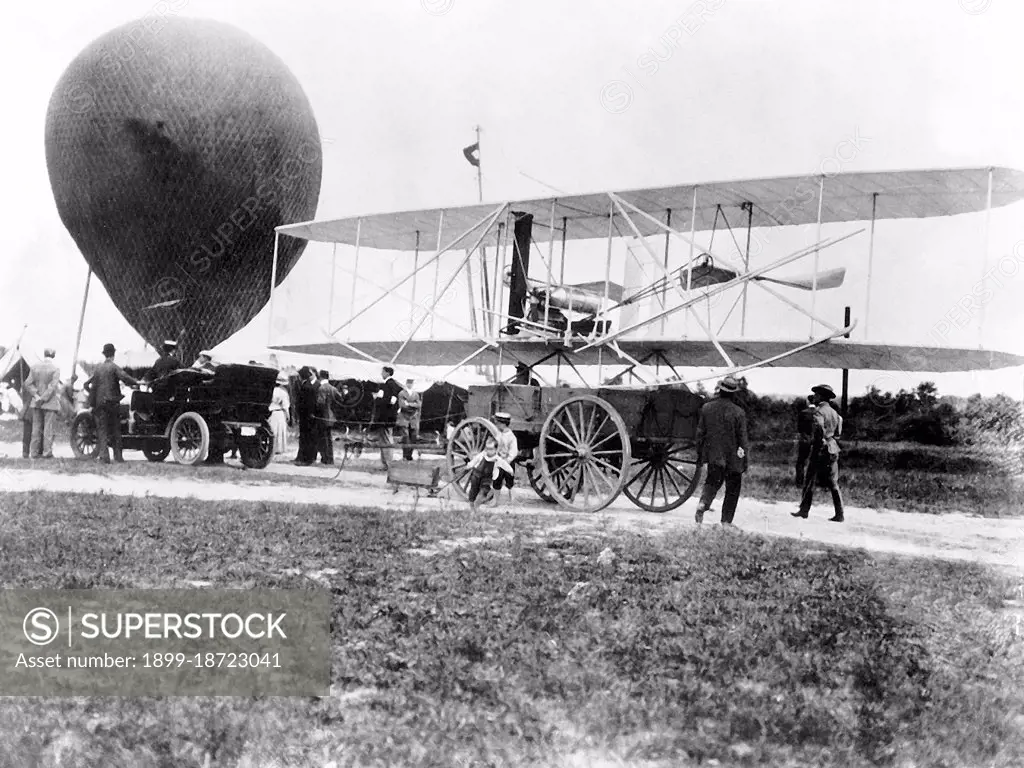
top-left (466, 435), bottom-right (515, 510)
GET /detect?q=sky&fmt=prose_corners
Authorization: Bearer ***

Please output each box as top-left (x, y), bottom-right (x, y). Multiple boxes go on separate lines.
top-left (2, 0), bottom-right (1023, 399)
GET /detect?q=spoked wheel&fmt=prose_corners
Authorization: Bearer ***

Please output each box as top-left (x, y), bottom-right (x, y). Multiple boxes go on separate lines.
top-left (143, 442), bottom-right (170, 462)
top-left (526, 448), bottom-right (556, 503)
top-left (623, 439), bottom-right (702, 512)
top-left (539, 394), bottom-right (631, 513)
top-left (69, 411), bottom-right (99, 460)
top-left (169, 411), bottom-right (210, 466)
top-left (445, 417), bottom-right (500, 499)
top-left (239, 422), bottom-right (275, 469)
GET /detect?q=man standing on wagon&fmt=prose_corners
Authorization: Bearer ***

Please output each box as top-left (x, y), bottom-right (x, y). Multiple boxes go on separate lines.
top-left (694, 375), bottom-right (749, 526)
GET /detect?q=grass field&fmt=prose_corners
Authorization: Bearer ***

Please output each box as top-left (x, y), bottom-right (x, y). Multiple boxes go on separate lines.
top-left (0, 491), bottom-right (1021, 767)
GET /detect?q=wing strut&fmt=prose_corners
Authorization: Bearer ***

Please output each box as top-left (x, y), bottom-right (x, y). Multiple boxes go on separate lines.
top-left (391, 204), bottom-right (509, 363)
top-left (611, 195), bottom-right (852, 339)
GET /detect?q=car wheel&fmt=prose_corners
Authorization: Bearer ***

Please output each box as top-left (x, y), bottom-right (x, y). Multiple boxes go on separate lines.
top-left (239, 422), bottom-right (275, 469)
top-left (169, 411), bottom-right (210, 466)
top-left (70, 411), bottom-right (99, 460)
top-left (143, 442), bottom-right (170, 462)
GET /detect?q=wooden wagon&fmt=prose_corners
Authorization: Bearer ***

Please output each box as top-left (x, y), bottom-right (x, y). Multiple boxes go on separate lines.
top-left (445, 383), bottom-right (706, 513)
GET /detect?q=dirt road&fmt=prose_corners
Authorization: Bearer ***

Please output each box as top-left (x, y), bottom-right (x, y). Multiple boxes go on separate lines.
top-left (2, 440), bottom-right (1022, 575)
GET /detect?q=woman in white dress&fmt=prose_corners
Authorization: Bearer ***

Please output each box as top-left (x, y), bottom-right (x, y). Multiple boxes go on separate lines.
top-left (270, 374), bottom-right (291, 455)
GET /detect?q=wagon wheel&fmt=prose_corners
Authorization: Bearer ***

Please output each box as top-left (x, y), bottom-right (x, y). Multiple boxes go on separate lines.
top-left (69, 411), bottom-right (99, 460)
top-left (623, 439), bottom-right (702, 512)
top-left (445, 417), bottom-right (500, 499)
top-left (169, 411), bottom-right (210, 466)
top-left (143, 441), bottom-right (170, 462)
top-left (526, 447), bottom-right (556, 503)
top-left (539, 394), bottom-right (631, 513)
top-left (239, 422), bottom-right (275, 469)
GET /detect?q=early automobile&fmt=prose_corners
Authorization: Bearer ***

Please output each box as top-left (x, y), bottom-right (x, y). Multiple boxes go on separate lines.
top-left (69, 363), bottom-right (278, 468)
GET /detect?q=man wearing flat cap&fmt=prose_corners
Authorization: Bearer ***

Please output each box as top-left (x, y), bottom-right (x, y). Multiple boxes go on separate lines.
top-left (792, 383), bottom-right (845, 522)
top-left (91, 343), bottom-right (139, 464)
top-left (694, 375), bottom-right (749, 525)
top-left (148, 340), bottom-right (182, 380)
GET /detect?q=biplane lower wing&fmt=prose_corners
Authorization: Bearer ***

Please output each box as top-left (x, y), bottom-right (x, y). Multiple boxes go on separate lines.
top-left (270, 339), bottom-right (1024, 373)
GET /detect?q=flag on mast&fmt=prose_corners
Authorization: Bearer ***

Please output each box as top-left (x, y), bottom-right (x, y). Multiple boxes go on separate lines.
top-left (462, 142), bottom-right (480, 167)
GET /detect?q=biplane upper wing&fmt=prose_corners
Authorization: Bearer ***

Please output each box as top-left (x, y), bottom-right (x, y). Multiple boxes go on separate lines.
top-left (270, 338), bottom-right (1024, 373)
top-left (276, 167), bottom-right (1024, 250)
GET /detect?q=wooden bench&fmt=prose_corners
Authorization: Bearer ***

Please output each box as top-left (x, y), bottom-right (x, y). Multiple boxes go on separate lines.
top-left (386, 461), bottom-right (442, 508)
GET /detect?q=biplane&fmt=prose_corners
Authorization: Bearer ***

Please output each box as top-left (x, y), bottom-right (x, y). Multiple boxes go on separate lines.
top-left (266, 166), bottom-right (1024, 512)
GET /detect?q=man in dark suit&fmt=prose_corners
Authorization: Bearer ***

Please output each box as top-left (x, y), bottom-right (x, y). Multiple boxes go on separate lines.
top-left (315, 370), bottom-right (344, 465)
top-left (795, 396), bottom-right (816, 485)
top-left (293, 367), bottom-right (318, 465)
top-left (372, 365), bottom-right (403, 470)
top-left (148, 340), bottom-right (182, 380)
top-left (694, 375), bottom-right (750, 526)
top-left (91, 343), bottom-right (139, 464)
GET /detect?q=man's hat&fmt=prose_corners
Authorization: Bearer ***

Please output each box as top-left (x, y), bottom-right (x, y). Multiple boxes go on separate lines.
top-left (811, 384), bottom-right (836, 400)
top-left (319, 369), bottom-right (330, 379)
top-left (43, 348), bottom-right (56, 358)
top-left (405, 377), bottom-right (415, 384)
top-left (493, 411), bottom-right (512, 423)
top-left (716, 375), bottom-right (741, 393)
top-left (102, 343), bottom-right (116, 356)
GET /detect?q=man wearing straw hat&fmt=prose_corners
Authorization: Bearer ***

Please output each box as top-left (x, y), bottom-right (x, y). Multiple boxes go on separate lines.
top-left (694, 375), bottom-right (749, 526)
top-left (792, 384), bottom-right (845, 523)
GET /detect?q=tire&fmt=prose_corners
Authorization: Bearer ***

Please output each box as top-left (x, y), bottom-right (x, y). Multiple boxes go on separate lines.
top-left (623, 439), bottom-right (702, 512)
top-left (526, 447), bottom-right (556, 503)
top-left (239, 422), bottom-right (275, 469)
top-left (444, 417), bottom-right (500, 499)
top-left (143, 442), bottom-right (170, 462)
top-left (169, 411), bottom-right (210, 466)
top-left (538, 394), bottom-right (631, 513)
top-left (69, 411), bottom-right (99, 460)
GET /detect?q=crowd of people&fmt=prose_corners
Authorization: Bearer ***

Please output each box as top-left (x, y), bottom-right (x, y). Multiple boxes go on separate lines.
top-left (6, 341), bottom-right (847, 523)
top-left (289, 364), bottom-right (423, 469)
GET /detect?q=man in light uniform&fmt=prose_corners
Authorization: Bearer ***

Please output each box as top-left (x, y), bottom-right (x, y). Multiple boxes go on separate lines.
top-left (792, 384), bottom-right (845, 523)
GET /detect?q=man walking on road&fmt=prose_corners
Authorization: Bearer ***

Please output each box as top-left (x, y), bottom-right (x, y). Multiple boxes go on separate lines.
top-left (24, 348), bottom-right (61, 459)
top-left (792, 384), bottom-right (845, 523)
top-left (694, 375), bottom-right (749, 526)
